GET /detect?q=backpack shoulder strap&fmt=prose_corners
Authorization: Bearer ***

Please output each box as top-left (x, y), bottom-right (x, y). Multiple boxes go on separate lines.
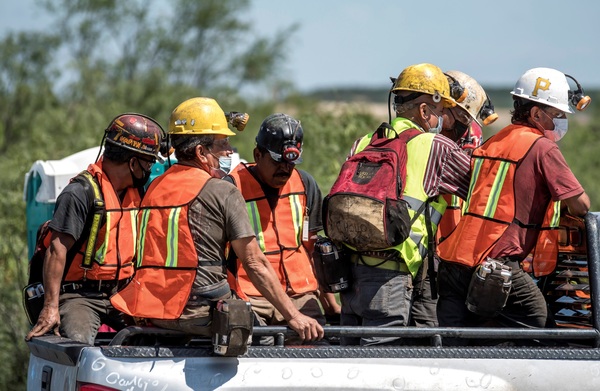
top-left (395, 127), bottom-right (422, 144)
top-left (372, 122), bottom-right (397, 142)
top-left (70, 171), bottom-right (105, 270)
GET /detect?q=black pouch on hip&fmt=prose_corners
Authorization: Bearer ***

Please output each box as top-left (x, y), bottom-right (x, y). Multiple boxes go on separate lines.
top-left (211, 299), bottom-right (253, 356)
top-left (313, 236), bottom-right (352, 293)
top-left (22, 283), bottom-right (45, 325)
top-left (465, 258), bottom-right (512, 317)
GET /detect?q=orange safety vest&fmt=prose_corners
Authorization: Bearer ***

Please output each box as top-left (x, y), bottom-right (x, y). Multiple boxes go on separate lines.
top-left (438, 125), bottom-right (561, 276)
top-left (111, 164), bottom-right (211, 319)
top-left (436, 194), bottom-right (462, 245)
top-left (227, 164), bottom-right (318, 299)
top-left (64, 161), bottom-right (139, 282)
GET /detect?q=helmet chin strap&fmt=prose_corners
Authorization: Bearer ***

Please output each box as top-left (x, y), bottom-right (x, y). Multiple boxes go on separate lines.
top-left (95, 133), bottom-right (107, 163)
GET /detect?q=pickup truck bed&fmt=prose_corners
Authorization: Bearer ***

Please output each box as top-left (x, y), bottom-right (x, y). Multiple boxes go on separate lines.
top-left (26, 214), bottom-right (600, 391)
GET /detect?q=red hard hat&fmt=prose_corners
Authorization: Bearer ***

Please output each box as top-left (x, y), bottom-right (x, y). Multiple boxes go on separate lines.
top-left (105, 113), bottom-right (165, 161)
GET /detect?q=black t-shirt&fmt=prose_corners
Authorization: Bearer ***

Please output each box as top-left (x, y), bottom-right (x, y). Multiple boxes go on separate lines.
top-left (224, 167), bottom-right (323, 233)
top-left (48, 181), bottom-right (90, 241)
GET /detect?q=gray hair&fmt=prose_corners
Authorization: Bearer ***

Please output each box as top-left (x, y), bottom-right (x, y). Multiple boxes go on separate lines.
top-left (172, 134), bottom-right (215, 161)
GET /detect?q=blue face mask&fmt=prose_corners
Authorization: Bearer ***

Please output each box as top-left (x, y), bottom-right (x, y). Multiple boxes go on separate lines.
top-left (538, 109), bottom-right (569, 142)
top-left (426, 104), bottom-right (444, 134)
top-left (429, 115), bottom-right (444, 134)
top-left (207, 151), bottom-right (232, 178)
top-left (218, 156), bottom-right (232, 174)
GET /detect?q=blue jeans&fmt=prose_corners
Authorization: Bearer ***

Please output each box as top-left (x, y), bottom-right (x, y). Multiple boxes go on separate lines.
top-left (340, 264), bottom-right (413, 346)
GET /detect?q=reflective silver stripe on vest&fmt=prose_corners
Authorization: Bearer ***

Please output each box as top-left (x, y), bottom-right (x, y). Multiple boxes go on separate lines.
top-left (403, 195), bottom-right (443, 224)
top-left (403, 195), bottom-right (443, 259)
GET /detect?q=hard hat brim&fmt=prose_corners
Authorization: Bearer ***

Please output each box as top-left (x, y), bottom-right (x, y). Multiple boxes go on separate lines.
top-left (510, 91), bottom-right (574, 114)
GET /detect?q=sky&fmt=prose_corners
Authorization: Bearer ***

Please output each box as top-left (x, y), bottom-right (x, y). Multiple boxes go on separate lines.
top-left (2, 0), bottom-right (600, 92)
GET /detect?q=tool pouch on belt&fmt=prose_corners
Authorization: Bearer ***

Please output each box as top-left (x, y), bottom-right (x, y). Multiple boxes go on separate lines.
top-left (211, 299), bottom-right (253, 356)
top-left (465, 257), bottom-right (513, 317)
top-left (22, 283), bottom-right (45, 325)
top-left (312, 236), bottom-right (352, 293)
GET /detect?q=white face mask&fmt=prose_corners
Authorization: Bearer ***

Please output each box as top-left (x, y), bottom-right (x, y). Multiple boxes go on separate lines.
top-left (552, 118), bottom-right (568, 141)
top-left (426, 104), bottom-right (444, 134)
top-left (536, 108), bottom-right (568, 142)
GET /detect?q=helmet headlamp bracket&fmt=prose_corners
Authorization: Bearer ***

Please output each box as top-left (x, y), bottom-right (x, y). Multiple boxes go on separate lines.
top-left (280, 118), bottom-right (302, 163)
top-left (565, 74), bottom-right (592, 111)
top-left (225, 112), bottom-right (249, 131)
top-left (445, 73), bottom-right (468, 103)
top-left (281, 141), bottom-right (302, 163)
top-left (479, 94), bottom-right (499, 126)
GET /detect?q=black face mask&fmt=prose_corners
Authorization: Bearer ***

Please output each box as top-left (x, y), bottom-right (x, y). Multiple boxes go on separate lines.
top-left (453, 120), bottom-right (469, 141)
top-left (130, 159), bottom-right (152, 188)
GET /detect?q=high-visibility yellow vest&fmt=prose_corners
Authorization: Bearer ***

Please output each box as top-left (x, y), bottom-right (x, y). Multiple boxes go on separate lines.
top-left (352, 117), bottom-right (448, 277)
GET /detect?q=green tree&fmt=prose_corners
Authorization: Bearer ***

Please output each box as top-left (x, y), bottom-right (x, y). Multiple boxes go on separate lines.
top-left (0, 31), bottom-right (61, 389)
top-left (559, 91), bottom-right (600, 209)
top-left (0, 1), bottom-right (297, 389)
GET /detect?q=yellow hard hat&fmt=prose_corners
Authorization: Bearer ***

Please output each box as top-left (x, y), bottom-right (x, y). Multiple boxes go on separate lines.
top-left (392, 63), bottom-right (455, 107)
top-left (168, 97), bottom-right (236, 136)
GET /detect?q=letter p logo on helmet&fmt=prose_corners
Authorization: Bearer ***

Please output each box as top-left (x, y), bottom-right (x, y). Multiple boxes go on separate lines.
top-left (532, 77), bottom-right (551, 97)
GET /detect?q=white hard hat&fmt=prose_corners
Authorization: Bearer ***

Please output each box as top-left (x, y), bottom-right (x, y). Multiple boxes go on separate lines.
top-left (446, 70), bottom-right (498, 126)
top-left (510, 67), bottom-right (573, 113)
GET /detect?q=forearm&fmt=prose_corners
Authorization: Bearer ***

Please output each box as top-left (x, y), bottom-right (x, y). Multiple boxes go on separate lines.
top-left (564, 191), bottom-right (590, 217)
top-left (232, 236), bottom-right (301, 321)
top-left (42, 233), bottom-right (72, 307)
top-left (43, 253), bottom-right (67, 308)
top-left (244, 255), bottom-right (300, 321)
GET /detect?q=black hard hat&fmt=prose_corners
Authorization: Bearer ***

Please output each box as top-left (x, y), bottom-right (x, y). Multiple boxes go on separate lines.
top-left (105, 113), bottom-right (165, 162)
top-left (255, 113), bottom-right (303, 164)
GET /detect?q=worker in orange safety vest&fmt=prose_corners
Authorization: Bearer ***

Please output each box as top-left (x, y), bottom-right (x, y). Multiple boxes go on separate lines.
top-left (111, 98), bottom-right (324, 343)
top-left (436, 68), bottom-right (591, 342)
top-left (226, 113), bottom-right (340, 344)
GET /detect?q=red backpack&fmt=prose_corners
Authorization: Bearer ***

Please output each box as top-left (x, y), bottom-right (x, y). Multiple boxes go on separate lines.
top-left (323, 123), bottom-right (421, 251)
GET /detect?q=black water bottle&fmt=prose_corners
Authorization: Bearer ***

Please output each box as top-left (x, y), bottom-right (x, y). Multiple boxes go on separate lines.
top-left (316, 239), bottom-right (351, 293)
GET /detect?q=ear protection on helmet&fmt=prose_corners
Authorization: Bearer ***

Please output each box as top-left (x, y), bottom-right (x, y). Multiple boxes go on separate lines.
top-left (445, 73), bottom-right (468, 103)
top-left (565, 74), bottom-right (592, 111)
top-left (479, 94), bottom-right (499, 126)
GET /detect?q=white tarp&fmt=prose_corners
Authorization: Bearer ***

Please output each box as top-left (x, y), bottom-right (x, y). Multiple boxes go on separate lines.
top-left (23, 147), bottom-right (101, 203)
top-left (23, 147), bottom-right (245, 203)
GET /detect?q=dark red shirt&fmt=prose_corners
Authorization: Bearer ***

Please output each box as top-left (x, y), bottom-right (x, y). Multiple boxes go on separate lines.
top-left (490, 135), bottom-right (584, 259)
